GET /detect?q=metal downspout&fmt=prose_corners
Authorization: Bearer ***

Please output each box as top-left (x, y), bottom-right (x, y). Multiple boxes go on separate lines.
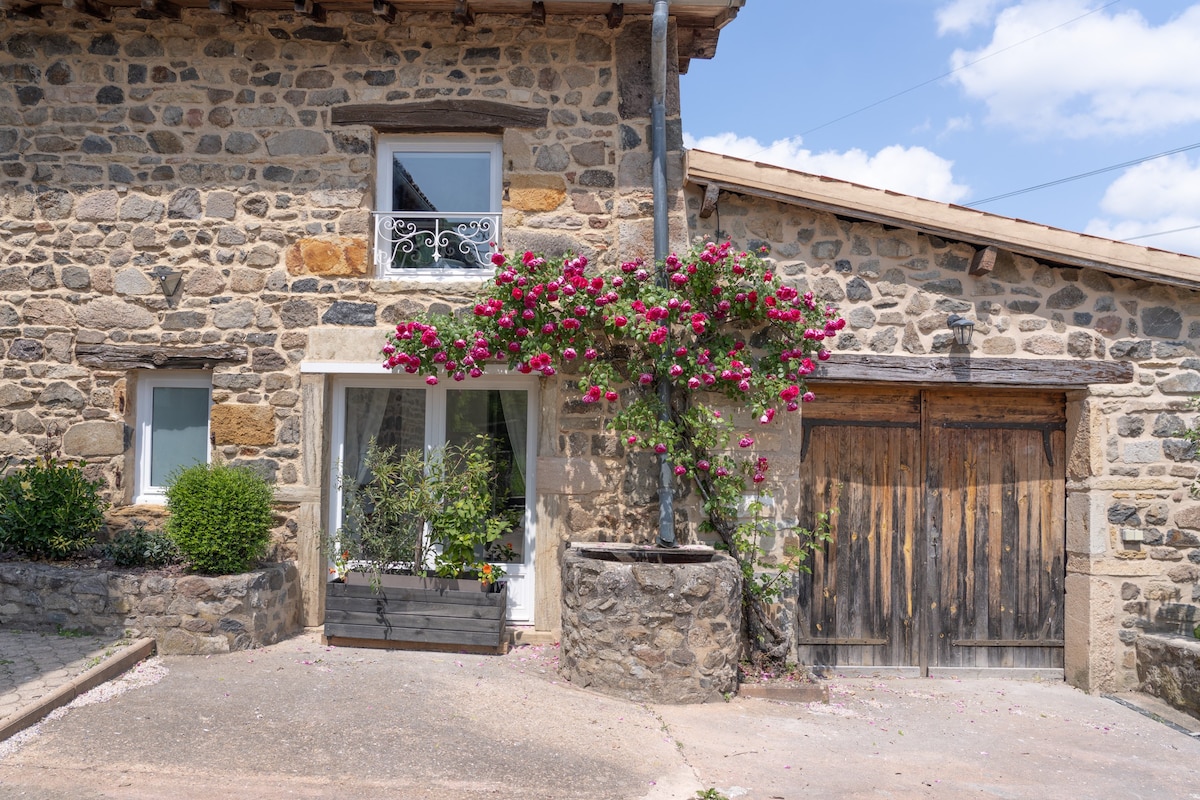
top-left (651, 0), bottom-right (677, 548)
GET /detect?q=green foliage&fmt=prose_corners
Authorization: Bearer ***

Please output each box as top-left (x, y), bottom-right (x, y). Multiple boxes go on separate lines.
top-left (339, 436), bottom-right (515, 589)
top-left (164, 462), bottom-right (274, 575)
top-left (339, 441), bottom-right (435, 588)
top-left (104, 521), bottom-right (181, 568)
top-left (429, 440), bottom-right (515, 582)
top-left (383, 241), bottom-right (844, 661)
top-left (696, 790), bottom-right (730, 800)
top-left (1186, 397), bottom-right (1200, 498)
top-left (0, 456), bottom-right (108, 560)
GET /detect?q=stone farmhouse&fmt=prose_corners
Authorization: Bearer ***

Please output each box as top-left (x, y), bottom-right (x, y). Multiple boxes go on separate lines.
top-left (2, 0), bottom-right (1199, 695)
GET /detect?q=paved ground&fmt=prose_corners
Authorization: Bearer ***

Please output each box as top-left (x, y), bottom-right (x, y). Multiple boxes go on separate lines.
top-left (0, 630), bottom-right (131, 723)
top-left (1, 629), bottom-right (1199, 799)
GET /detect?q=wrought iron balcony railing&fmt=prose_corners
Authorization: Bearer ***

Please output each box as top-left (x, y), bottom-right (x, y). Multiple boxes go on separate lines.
top-left (373, 211), bottom-right (501, 275)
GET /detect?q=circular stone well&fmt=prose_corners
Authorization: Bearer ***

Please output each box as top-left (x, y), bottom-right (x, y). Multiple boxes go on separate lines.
top-left (560, 543), bottom-right (742, 704)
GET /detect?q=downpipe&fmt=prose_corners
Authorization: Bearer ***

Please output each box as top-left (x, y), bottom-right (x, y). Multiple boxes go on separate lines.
top-left (651, 0), bottom-right (677, 548)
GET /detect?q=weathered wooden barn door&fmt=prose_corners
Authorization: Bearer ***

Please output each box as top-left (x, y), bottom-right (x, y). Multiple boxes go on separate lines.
top-left (924, 390), bottom-right (1066, 673)
top-left (796, 385), bottom-right (1065, 675)
top-left (796, 387), bottom-right (922, 671)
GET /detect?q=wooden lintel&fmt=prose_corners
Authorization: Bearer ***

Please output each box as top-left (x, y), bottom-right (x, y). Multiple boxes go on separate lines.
top-left (62, 0), bottom-right (112, 20)
top-left (606, 2), bottom-right (622, 28)
top-left (75, 343), bottom-right (248, 371)
top-left (809, 354), bottom-right (1134, 388)
top-left (530, 0), bottom-right (544, 25)
top-left (970, 245), bottom-right (998, 276)
top-left (452, 0), bottom-right (473, 25)
top-left (332, 100), bottom-right (549, 132)
top-left (209, 0), bottom-right (248, 20)
top-left (294, 0), bottom-right (325, 21)
top-left (371, 0), bottom-right (394, 22)
top-left (140, 0), bottom-right (181, 18)
top-left (699, 182), bottom-right (720, 219)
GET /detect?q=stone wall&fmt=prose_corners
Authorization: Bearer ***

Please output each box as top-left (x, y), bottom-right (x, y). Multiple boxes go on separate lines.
top-left (1136, 633), bottom-right (1200, 720)
top-left (687, 187), bottom-right (1200, 691)
top-left (0, 9), bottom-right (694, 628)
top-left (0, 560), bottom-right (300, 654)
top-left (560, 545), bottom-right (741, 703)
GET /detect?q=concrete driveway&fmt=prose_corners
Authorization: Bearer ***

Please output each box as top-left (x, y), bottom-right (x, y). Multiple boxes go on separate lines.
top-left (1, 630), bottom-right (1197, 799)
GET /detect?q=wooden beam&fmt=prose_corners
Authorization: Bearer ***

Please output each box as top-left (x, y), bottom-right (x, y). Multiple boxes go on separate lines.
top-left (970, 245), bottom-right (998, 276)
top-left (530, 0), bottom-right (544, 25)
top-left (452, 0), bottom-right (473, 25)
top-left (332, 100), bottom-right (549, 132)
top-left (371, 0), bottom-right (394, 22)
top-left (699, 182), bottom-right (720, 219)
top-left (605, 2), bottom-right (622, 28)
top-left (209, 0), bottom-right (248, 20)
top-left (75, 343), bottom-right (248, 371)
top-left (294, 0), bottom-right (324, 21)
top-left (809, 354), bottom-right (1134, 388)
top-left (62, 0), bottom-right (111, 20)
top-left (140, 0), bottom-right (181, 18)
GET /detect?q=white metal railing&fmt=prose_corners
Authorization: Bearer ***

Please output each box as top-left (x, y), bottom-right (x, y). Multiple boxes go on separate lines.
top-left (373, 211), bottom-right (501, 274)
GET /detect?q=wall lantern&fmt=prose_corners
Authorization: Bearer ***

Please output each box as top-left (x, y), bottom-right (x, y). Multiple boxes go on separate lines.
top-left (947, 314), bottom-right (975, 347)
top-left (150, 265), bottom-right (183, 306)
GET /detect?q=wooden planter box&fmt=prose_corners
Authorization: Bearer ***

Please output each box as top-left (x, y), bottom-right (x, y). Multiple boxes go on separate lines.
top-left (324, 574), bottom-right (508, 655)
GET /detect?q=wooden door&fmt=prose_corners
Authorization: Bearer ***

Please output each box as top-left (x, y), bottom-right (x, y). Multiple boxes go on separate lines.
top-left (796, 385), bottom-right (1065, 674)
top-left (925, 390), bottom-right (1065, 671)
top-left (796, 387), bottom-right (922, 669)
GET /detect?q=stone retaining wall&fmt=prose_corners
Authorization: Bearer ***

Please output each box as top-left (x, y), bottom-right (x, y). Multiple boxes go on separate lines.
top-left (0, 560), bottom-right (300, 654)
top-left (1136, 633), bottom-right (1200, 720)
top-left (560, 545), bottom-right (741, 704)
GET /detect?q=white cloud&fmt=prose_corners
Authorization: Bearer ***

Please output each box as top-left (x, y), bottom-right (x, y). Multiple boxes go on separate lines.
top-left (1084, 154), bottom-right (1200, 255)
top-left (683, 132), bottom-right (971, 204)
top-left (949, 1), bottom-right (1200, 137)
top-left (936, 0), bottom-right (1005, 35)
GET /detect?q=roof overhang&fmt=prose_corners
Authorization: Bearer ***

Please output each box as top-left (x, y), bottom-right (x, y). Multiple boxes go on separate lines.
top-left (687, 149), bottom-right (1200, 291)
top-left (4, 0), bottom-right (746, 72)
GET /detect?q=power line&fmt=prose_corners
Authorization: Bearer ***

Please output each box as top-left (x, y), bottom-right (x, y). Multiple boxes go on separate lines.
top-left (793, 0), bottom-right (1123, 141)
top-left (965, 141), bottom-right (1200, 206)
top-left (1124, 223), bottom-right (1200, 242)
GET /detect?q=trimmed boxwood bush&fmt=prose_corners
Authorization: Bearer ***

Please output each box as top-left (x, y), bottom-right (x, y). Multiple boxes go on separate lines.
top-left (0, 456), bottom-right (108, 559)
top-left (165, 462), bottom-right (274, 575)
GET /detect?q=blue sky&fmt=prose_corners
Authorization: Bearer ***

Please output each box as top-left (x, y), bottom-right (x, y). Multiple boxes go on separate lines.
top-left (680, 1), bottom-right (1200, 257)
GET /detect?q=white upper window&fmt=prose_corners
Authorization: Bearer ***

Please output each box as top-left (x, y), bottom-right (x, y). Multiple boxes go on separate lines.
top-left (134, 372), bottom-right (211, 504)
top-left (374, 135), bottom-right (502, 278)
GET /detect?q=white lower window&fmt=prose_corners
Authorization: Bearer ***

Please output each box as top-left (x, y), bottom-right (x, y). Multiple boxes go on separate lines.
top-left (133, 372), bottom-right (211, 504)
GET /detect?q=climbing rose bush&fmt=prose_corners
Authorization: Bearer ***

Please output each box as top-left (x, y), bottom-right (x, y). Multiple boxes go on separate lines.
top-left (383, 240), bottom-right (843, 660)
top-left (383, 240), bottom-right (842, 487)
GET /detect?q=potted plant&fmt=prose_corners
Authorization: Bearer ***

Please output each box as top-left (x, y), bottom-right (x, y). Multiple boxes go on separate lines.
top-left (323, 436), bottom-right (516, 653)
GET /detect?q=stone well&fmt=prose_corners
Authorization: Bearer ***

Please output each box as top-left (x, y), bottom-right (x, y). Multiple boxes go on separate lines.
top-left (560, 543), bottom-right (742, 704)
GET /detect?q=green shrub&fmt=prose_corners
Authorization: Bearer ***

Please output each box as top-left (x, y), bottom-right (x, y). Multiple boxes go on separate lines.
top-left (164, 462), bottom-right (274, 574)
top-left (104, 522), bottom-right (181, 568)
top-left (0, 456), bottom-right (108, 559)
